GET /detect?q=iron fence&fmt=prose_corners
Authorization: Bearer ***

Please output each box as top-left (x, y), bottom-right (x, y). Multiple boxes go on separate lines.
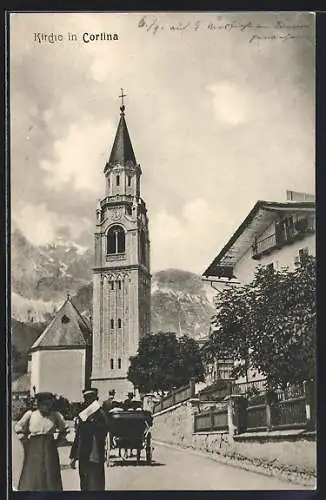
top-left (194, 405), bottom-right (228, 433)
top-left (246, 403), bottom-right (267, 431)
top-left (232, 379), bottom-right (267, 395)
top-left (153, 380), bottom-right (195, 414)
top-left (273, 397), bottom-right (307, 429)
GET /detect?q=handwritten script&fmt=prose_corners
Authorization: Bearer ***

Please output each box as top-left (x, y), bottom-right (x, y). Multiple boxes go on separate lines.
top-left (137, 15), bottom-right (313, 43)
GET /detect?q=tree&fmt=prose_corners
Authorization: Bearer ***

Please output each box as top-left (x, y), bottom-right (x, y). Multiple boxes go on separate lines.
top-left (202, 284), bottom-right (253, 382)
top-left (249, 255), bottom-right (316, 389)
top-left (204, 256), bottom-right (316, 389)
top-left (12, 345), bottom-right (26, 375)
top-left (127, 331), bottom-right (205, 394)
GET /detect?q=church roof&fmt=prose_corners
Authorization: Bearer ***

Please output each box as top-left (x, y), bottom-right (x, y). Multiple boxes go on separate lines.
top-left (107, 107), bottom-right (137, 167)
top-left (30, 296), bottom-right (91, 351)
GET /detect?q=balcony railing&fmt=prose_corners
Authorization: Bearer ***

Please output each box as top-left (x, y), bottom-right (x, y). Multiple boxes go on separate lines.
top-left (252, 217), bottom-right (315, 259)
top-left (252, 233), bottom-right (277, 258)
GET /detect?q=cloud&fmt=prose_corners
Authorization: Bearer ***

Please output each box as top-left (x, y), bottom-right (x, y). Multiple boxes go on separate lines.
top-left (208, 82), bottom-right (251, 126)
top-left (150, 199), bottom-right (225, 273)
top-left (40, 117), bottom-right (114, 193)
top-left (10, 12), bottom-right (315, 273)
top-left (13, 203), bottom-right (92, 245)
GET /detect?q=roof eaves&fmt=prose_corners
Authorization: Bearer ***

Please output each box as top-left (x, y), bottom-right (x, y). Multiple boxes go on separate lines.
top-left (202, 200), bottom-right (264, 277)
top-left (202, 199), bottom-right (315, 277)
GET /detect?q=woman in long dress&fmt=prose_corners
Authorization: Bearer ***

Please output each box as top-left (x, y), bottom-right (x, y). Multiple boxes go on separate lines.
top-left (14, 392), bottom-right (67, 491)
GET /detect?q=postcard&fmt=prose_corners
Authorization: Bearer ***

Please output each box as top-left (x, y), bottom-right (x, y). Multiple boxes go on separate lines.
top-left (9, 11), bottom-right (316, 492)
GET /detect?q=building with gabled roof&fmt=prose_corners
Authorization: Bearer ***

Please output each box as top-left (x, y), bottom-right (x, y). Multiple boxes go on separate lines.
top-left (29, 295), bottom-right (92, 403)
top-left (203, 194), bottom-right (315, 284)
top-left (202, 191), bottom-right (316, 384)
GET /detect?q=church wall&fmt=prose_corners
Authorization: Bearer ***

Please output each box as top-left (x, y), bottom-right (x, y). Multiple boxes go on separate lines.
top-left (92, 273), bottom-right (102, 374)
top-left (31, 349), bottom-right (86, 403)
top-left (93, 377), bottom-right (134, 402)
top-left (30, 350), bottom-right (41, 395)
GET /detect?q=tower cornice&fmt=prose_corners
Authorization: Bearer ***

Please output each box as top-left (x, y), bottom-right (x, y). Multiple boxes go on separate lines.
top-left (93, 264), bottom-right (152, 278)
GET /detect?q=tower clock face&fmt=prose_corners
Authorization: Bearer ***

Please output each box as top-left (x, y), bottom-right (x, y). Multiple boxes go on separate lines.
top-left (111, 208), bottom-right (123, 221)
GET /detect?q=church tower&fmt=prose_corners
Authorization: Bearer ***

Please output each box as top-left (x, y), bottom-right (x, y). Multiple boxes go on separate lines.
top-left (91, 91), bottom-right (151, 400)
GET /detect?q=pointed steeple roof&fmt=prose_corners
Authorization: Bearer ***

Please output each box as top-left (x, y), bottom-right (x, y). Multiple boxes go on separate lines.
top-left (30, 294), bottom-right (91, 351)
top-left (108, 102), bottom-right (137, 167)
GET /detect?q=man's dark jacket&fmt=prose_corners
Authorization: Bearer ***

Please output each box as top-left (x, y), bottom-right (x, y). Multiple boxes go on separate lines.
top-left (70, 407), bottom-right (108, 464)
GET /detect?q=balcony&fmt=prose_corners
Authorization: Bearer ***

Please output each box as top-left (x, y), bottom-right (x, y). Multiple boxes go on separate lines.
top-left (252, 233), bottom-right (277, 259)
top-left (252, 217), bottom-right (315, 260)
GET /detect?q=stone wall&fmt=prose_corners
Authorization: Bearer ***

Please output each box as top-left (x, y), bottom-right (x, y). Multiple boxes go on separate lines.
top-left (152, 402), bottom-right (194, 447)
top-left (152, 401), bottom-right (316, 485)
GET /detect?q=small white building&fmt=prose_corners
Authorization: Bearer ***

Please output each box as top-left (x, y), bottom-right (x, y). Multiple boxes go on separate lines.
top-left (202, 191), bottom-right (316, 384)
top-left (29, 295), bottom-right (92, 403)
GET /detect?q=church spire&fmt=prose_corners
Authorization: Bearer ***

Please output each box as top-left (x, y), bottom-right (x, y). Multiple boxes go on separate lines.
top-left (107, 89), bottom-right (137, 168)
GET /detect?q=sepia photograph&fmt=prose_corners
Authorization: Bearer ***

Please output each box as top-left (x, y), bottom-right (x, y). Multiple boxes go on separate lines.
top-left (9, 11), bottom-right (316, 492)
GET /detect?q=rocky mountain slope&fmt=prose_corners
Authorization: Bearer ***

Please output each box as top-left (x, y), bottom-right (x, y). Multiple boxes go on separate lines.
top-left (11, 228), bottom-right (215, 377)
top-left (11, 226), bottom-right (93, 302)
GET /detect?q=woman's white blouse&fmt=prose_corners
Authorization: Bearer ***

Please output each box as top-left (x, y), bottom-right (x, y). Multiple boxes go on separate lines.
top-left (15, 410), bottom-right (67, 437)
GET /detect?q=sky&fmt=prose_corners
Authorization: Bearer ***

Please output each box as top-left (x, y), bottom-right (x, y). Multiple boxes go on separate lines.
top-left (10, 12), bottom-right (315, 274)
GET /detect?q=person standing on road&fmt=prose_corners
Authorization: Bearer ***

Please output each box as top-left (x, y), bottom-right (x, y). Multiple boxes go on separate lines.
top-left (14, 392), bottom-right (67, 491)
top-left (69, 388), bottom-right (109, 491)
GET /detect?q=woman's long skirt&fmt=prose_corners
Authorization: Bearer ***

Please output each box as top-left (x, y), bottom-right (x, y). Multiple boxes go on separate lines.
top-left (18, 435), bottom-right (63, 491)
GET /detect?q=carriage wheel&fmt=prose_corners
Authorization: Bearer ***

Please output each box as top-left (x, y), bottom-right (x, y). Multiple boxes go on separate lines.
top-left (136, 448), bottom-right (141, 464)
top-left (145, 434), bottom-right (152, 465)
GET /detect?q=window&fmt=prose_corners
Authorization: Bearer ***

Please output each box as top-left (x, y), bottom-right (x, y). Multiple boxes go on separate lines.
top-left (140, 230), bottom-right (146, 265)
top-left (61, 315), bottom-right (70, 324)
top-left (118, 280), bottom-right (121, 290)
top-left (116, 175), bottom-right (120, 186)
top-left (110, 359), bottom-right (114, 370)
top-left (110, 319), bottom-right (114, 329)
top-left (127, 175), bottom-right (131, 187)
top-left (118, 318), bottom-right (122, 328)
top-left (118, 358), bottom-right (121, 369)
top-left (107, 225), bottom-right (125, 254)
top-left (126, 205), bottom-right (132, 216)
top-left (111, 281), bottom-right (114, 290)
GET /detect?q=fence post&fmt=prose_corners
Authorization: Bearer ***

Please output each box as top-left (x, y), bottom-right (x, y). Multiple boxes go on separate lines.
top-left (193, 413), bottom-right (197, 433)
top-left (266, 390), bottom-right (278, 430)
top-left (265, 403), bottom-right (272, 430)
top-left (190, 378), bottom-right (196, 397)
top-left (224, 395), bottom-right (247, 435)
top-left (210, 406), bottom-right (215, 430)
top-left (303, 380), bottom-right (315, 429)
top-left (225, 396), bottom-right (236, 437)
top-left (172, 389), bottom-right (176, 406)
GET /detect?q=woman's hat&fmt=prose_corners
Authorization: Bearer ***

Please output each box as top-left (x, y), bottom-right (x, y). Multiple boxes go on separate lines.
top-left (35, 392), bottom-right (55, 403)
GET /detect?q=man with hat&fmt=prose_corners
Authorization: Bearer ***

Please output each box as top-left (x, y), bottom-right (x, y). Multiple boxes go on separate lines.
top-left (102, 389), bottom-right (116, 415)
top-left (69, 388), bottom-right (109, 491)
top-left (123, 391), bottom-right (135, 410)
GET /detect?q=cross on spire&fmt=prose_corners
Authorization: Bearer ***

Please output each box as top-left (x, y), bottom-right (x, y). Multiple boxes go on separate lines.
top-left (119, 88), bottom-right (127, 113)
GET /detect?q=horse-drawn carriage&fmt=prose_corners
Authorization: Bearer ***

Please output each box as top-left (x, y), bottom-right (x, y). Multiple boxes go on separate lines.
top-left (105, 407), bottom-right (153, 466)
